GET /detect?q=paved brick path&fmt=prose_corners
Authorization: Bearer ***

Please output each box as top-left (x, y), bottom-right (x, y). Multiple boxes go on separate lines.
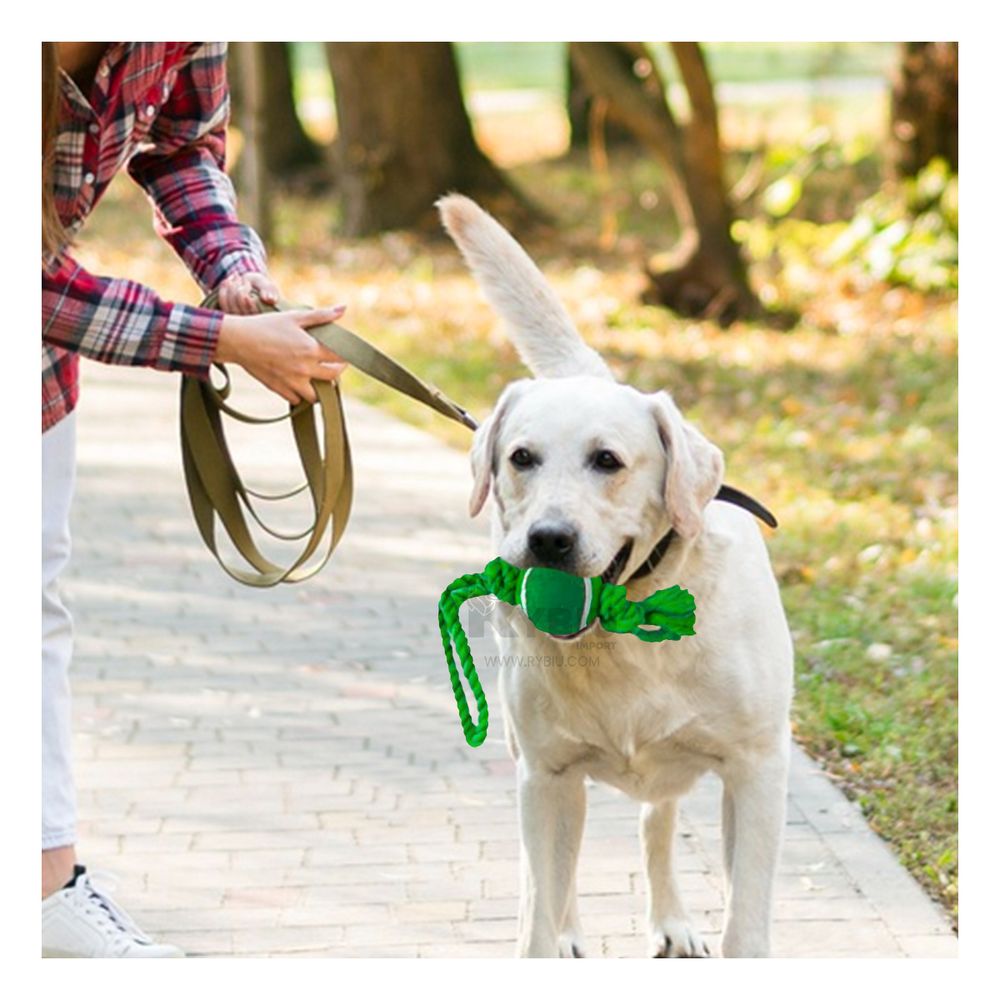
top-left (63, 363), bottom-right (957, 958)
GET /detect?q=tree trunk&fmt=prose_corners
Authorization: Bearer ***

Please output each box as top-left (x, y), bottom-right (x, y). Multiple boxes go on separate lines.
top-left (651, 42), bottom-right (757, 323)
top-left (230, 43), bottom-right (327, 182)
top-left (325, 42), bottom-right (518, 235)
top-left (569, 42), bottom-right (760, 324)
top-left (891, 42), bottom-right (958, 179)
top-left (260, 43), bottom-right (325, 176)
top-left (567, 43), bottom-right (638, 149)
top-left (229, 42), bottom-right (271, 245)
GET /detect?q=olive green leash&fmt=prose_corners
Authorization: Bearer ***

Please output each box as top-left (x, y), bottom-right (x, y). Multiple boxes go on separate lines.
top-left (438, 558), bottom-right (697, 747)
top-left (180, 294), bottom-right (477, 587)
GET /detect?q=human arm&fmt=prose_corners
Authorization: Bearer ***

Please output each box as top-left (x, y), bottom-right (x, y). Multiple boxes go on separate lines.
top-left (126, 42), bottom-right (267, 294)
top-left (42, 252), bottom-right (221, 376)
top-left (42, 253), bottom-right (346, 405)
top-left (43, 43), bottom-right (345, 403)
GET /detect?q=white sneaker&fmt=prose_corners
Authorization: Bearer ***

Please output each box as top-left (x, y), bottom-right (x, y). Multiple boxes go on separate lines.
top-left (42, 866), bottom-right (184, 958)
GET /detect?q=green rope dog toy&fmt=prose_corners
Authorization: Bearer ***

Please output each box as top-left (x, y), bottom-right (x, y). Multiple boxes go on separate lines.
top-left (438, 557), bottom-right (696, 747)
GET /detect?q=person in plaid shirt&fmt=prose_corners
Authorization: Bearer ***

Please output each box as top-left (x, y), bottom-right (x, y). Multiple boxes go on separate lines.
top-left (41, 42), bottom-right (347, 958)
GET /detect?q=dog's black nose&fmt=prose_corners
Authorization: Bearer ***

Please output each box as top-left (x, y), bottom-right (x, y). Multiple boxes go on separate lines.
top-left (527, 521), bottom-right (578, 567)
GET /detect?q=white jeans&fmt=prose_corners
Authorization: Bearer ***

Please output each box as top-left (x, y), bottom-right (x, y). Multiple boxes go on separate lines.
top-left (42, 412), bottom-right (77, 851)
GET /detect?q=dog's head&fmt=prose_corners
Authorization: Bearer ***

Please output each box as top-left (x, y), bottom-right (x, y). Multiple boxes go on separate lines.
top-left (469, 377), bottom-right (723, 581)
top-left (439, 195), bottom-right (723, 595)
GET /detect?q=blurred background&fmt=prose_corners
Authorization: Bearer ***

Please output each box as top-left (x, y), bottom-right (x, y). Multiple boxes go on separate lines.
top-left (76, 42), bottom-right (958, 924)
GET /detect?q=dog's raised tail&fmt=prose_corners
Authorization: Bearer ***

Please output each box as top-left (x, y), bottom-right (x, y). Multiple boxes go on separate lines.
top-left (437, 195), bottom-right (612, 380)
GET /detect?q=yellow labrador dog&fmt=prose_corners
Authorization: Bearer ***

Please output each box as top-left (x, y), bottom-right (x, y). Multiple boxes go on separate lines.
top-left (438, 195), bottom-right (794, 959)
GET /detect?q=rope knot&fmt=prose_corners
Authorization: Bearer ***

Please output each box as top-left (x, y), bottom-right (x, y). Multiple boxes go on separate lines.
top-left (599, 583), bottom-right (696, 642)
top-left (481, 556), bottom-right (522, 606)
top-left (596, 583), bottom-right (643, 632)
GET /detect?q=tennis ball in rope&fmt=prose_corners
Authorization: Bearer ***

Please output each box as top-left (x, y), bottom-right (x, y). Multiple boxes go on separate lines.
top-left (518, 566), bottom-right (600, 636)
top-left (438, 558), bottom-right (696, 747)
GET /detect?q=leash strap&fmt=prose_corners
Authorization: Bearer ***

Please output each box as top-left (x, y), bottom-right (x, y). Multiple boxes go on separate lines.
top-left (180, 294), bottom-right (476, 587)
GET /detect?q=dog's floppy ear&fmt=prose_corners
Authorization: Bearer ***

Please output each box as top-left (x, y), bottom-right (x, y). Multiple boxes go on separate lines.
top-left (469, 380), bottom-right (529, 517)
top-left (649, 391), bottom-right (724, 538)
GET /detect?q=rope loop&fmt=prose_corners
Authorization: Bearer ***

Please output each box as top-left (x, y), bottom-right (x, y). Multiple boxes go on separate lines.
top-left (438, 573), bottom-right (492, 747)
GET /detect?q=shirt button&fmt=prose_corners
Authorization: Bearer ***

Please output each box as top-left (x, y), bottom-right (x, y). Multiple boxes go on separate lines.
top-left (84, 172), bottom-right (95, 185)
top-left (145, 104), bottom-right (156, 117)
top-left (88, 123), bottom-right (99, 135)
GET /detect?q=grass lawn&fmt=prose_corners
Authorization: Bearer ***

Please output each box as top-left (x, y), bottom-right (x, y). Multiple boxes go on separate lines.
top-left (71, 63), bottom-right (957, 925)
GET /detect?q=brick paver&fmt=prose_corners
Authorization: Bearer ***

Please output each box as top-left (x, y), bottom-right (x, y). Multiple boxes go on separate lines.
top-left (63, 362), bottom-right (957, 957)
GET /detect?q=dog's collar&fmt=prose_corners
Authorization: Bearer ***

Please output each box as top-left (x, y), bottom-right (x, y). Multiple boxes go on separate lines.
top-left (624, 485), bottom-right (778, 584)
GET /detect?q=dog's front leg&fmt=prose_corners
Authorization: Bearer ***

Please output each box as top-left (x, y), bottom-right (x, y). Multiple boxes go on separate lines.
top-left (641, 798), bottom-right (710, 957)
top-left (516, 760), bottom-right (586, 958)
top-left (719, 738), bottom-right (790, 958)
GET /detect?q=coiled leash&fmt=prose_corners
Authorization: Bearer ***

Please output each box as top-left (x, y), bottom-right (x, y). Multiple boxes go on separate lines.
top-left (179, 294), bottom-right (477, 586)
top-left (439, 558), bottom-right (699, 747)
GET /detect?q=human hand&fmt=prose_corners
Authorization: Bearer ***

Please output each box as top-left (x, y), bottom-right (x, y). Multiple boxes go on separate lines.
top-left (215, 305), bottom-right (349, 405)
top-left (216, 271), bottom-right (280, 315)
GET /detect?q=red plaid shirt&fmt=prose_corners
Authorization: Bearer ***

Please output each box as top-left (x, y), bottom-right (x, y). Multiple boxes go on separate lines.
top-left (41, 42), bottom-right (268, 432)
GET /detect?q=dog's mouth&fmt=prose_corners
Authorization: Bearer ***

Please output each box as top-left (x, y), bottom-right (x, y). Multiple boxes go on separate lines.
top-left (551, 539), bottom-right (634, 642)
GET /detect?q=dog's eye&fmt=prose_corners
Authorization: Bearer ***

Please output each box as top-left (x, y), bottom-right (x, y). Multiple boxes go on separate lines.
top-left (591, 449), bottom-right (624, 473)
top-left (510, 448), bottom-right (537, 470)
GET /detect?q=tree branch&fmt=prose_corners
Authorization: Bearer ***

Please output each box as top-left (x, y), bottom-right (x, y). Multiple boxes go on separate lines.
top-left (569, 41), bottom-right (697, 249)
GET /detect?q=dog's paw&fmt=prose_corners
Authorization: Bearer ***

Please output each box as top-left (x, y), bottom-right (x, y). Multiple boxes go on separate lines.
top-left (721, 928), bottom-right (769, 958)
top-left (651, 920), bottom-right (710, 959)
top-left (558, 932), bottom-right (586, 958)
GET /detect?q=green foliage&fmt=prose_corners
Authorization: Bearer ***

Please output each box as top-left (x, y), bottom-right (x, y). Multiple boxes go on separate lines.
top-left (762, 174), bottom-right (803, 217)
top-left (747, 151), bottom-right (958, 296)
top-left (756, 125), bottom-right (856, 219)
top-left (733, 155), bottom-right (958, 306)
top-left (826, 159), bottom-right (958, 292)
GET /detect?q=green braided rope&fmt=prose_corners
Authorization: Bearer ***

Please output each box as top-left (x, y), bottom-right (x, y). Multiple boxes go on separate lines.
top-left (481, 556), bottom-right (522, 604)
top-left (596, 580), bottom-right (696, 642)
top-left (437, 572), bottom-right (493, 747)
top-left (438, 557), bottom-right (697, 747)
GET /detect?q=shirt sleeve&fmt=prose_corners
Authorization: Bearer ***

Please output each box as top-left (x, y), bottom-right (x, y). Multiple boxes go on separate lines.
top-left (127, 41), bottom-right (268, 292)
top-left (42, 251), bottom-right (221, 377)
